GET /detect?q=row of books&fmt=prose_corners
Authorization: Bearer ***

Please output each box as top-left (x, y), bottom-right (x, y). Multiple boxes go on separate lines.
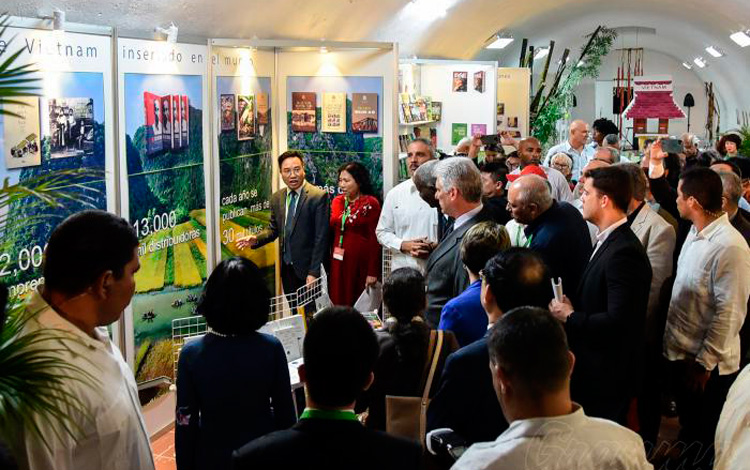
top-left (399, 93), bottom-right (442, 124)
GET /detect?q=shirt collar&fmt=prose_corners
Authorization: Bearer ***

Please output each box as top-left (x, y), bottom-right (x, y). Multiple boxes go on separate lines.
top-left (453, 203), bottom-right (484, 231)
top-left (695, 213), bottom-right (730, 240)
top-left (27, 288), bottom-right (107, 351)
top-left (595, 217), bottom-right (628, 245)
top-left (288, 180), bottom-right (306, 196)
top-left (495, 403), bottom-right (586, 444)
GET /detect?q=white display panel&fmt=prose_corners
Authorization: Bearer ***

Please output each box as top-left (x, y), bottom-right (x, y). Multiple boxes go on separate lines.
top-left (497, 67), bottom-right (531, 140)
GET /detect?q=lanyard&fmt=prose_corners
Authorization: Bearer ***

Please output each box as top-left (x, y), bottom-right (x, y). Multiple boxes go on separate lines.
top-left (516, 227), bottom-right (532, 248)
top-left (339, 198), bottom-right (351, 246)
top-left (300, 408), bottom-right (358, 421)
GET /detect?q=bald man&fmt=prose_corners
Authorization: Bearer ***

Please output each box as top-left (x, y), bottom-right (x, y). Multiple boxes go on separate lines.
top-left (545, 120), bottom-right (596, 181)
top-left (507, 174), bottom-right (592, 292)
top-left (510, 137), bottom-right (573, 203)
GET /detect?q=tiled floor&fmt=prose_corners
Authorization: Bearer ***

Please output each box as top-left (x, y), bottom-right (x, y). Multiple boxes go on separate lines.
top-left (152, 428), bottom-right (176, 470)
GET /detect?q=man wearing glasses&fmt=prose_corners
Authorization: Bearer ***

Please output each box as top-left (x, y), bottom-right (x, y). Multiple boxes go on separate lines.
top-left (238, 150), bottom-right (329, 303)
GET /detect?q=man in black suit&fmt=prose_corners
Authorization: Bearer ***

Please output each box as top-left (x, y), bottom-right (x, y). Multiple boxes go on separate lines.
top-left (425, 157), bottom-right (493, 326)
top-left (232, 307), bottom-right (421, 470)
top-left (550, 166), bottom-right (652, 425)
top-left (237, 151), bottom-right (329, 301)
top-left (479, 161), bottom-right (511, 225)
top-left (427, 248), bottom-right (552, 445)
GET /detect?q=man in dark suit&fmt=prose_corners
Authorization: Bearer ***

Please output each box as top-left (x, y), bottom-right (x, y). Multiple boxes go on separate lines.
top-left (479, 161), bottom-right (511, 225)
top-left (507, 172), bottom-right (592, 291)
top-left (550, 166), bottom-right (652, 425)
top-left (237, 151), bottom-right (329, 300)
top-left (427, 248), bottom-right (552, 445)
top-left (425, 157), bottom-right (493, 326)
top-left (232, 307), bottom-right (421, 470)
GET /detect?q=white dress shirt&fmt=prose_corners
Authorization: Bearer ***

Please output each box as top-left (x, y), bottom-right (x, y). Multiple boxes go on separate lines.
top-left (544, 140), bottom-right (596, 181)
top-left (590, 217), bottom-right (628, 259)
top-left (715, 364), bottom-right (750, 470)
top-left (510, 166), bottom-right (573, 203)
top-left (453, 203), bottom-right (484, 232)
top-left (452, 404), bottom-right (652, 470)
top-left (664, 214), bottom-right (750, 374)
top-left (18, 290), bottom-right (155, 470)
top-left (376, 178), bottom-right (438, 273)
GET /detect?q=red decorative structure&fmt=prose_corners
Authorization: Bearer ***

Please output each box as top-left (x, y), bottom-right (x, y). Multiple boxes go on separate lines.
top-left (624, 76), bottom-right (685, 135)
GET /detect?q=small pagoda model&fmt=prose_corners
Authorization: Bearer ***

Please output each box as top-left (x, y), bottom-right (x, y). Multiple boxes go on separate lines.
top-left (624, 75), bottom-right (686, 134)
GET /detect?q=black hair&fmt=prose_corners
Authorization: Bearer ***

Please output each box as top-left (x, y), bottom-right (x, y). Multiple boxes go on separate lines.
top-left (680, 167), bottom-right (724, 213)
top-left (688, 150), bottom-right (720, 169)
top-left (717, 134), bottom-right (742, 156)
top-left (592, 118), bottom-right (619, 137)
top-left (479, 161), bottom-right (509, 185)
top-left (482, 248), bottom-right (551, 313)
top-left (338, 161), bottom-right (375, 197)
top-left (732, 158), bottom-right (750, 182)
top-left (710, 159), bottom-right (742, 178)
top-left (664, 153), bottom-right (682, 188)
top-left (585, 166), bottom-right (633, 213)
top-left (382, 268), bottom-right (430, 380)
top-left (304, 306), bottom-right (379, 407)
top-left (43, 210), bottom-right (138, 296)
top-left (278, 150), bottom-right (305, 168)
top-left (196, 257), bottom-right (271, 335)
top-left (488, 306), bottom-right (571, 398)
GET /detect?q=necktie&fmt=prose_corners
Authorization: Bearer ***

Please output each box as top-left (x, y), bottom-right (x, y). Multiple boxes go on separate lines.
top-left (284, 191), bottom-right (298, 264)
top-left (441, 216), bottom-right (455, 242)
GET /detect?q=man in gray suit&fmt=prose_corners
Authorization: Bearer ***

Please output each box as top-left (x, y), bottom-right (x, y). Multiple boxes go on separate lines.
top-left (425, 157), bottom-right (493, 327)
top-left (237, 151), bottom-right (330, 300)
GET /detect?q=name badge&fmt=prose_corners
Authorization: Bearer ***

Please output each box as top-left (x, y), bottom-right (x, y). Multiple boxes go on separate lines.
top-left (333, 246), bottom-right (345, 261)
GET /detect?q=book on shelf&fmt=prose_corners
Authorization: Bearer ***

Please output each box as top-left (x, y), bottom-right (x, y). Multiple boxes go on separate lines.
top-left (429, 101), bottom-right (442, 122)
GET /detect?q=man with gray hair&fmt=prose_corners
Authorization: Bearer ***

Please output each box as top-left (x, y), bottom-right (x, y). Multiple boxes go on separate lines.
top-left (413, 159), bottom-right (453, 241)
top-left (594, 146), bottom-right (618, 164)
top-left (376, 138), bottom-right (438, 274)
top-left (545, 119), bottom-right (596, 180)
top-left (507, 174), bottom-right (592, 292)
top-left (424, 157), bottom-right (493, 326)
top-left (681, 132), bottom-right (699, 159)
top-left (717, 170), bottom-right (750, 244)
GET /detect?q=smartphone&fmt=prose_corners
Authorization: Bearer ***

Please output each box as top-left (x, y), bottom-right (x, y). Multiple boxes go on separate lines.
top-left (661, 138), bottom-right (684, 154)
top-left (480, 134), bottom-right (500, 146)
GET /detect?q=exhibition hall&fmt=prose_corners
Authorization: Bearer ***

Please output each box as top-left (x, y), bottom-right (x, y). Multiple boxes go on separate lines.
top-left (1, 1), bottom-right (750, 469)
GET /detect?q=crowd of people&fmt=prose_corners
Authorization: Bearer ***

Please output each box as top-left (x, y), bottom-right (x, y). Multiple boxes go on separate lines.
top-left (6, 121), bottom-right (750, 470)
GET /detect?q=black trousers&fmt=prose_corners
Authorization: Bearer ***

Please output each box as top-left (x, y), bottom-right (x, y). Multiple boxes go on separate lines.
top-left (666, 360), bottom-right (738, 470)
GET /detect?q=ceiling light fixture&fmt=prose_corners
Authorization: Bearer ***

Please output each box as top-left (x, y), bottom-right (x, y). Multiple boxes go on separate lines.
top-left (682, 62), bottom-right (693, 70)
top-left (705, 46), bottom-right (724, 58)
top-left (534, 48), bottom-right (549, 60)
top-left (319, 46), bottom-right (328, 54)
top-left (693, 57), bottom-right (706, 68)
top-left (486, 35), bottom-right (514, 49)
top-left (730, 31), bottom-right (750, 47)
top-left (51, 9), bottom-right (65, 31)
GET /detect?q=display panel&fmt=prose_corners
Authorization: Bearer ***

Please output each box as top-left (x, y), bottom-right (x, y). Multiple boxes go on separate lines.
top-left (286, 76), bottom-right (383, 199)
top-left (0, 29), bottom-right (114, 299)
top-left (118, 38), bottom-right (210, 382)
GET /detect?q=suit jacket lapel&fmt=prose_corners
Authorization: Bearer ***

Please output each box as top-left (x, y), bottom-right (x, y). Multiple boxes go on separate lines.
top-left (579, 226), bottom-right (622, 289)
top-left (289, 185), bottom-right (308, 236)
top-left (279, 188), bottom-right (289, 232)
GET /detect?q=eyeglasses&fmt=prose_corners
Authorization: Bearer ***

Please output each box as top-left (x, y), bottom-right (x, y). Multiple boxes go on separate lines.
top-left (551, 163), bottom-right (571, 169)
top-left (281, 167), bottom-right (303, 176)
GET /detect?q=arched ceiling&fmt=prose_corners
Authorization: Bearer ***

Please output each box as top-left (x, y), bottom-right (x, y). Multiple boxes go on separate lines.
top-left (9, 0), bottom-right (750, 113)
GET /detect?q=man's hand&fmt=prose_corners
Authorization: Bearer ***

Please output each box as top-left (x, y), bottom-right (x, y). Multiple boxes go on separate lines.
top-left (549, 295), bottom-right (574, 322)
top-left (401, 239), bottom-right (433, 259)
top-left (685, 360), bottom-right (711, 394)
top-left (365, 276), bottom-right (378, 288)
top-left (305, 275), bottom-right (317, 286)
top-left (236, 235), bottom-right (257, 249)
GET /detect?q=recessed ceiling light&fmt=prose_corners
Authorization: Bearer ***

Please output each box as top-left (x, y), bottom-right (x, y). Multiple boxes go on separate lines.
top-left (705, 46), bottom-right (724, 58)
top-left (730, 31), bottom-right (750, 47)
top-left (682, 62), bottom-right (693, 70)
top-left (486, 36), bottom-right (514, 49)
top-left (693, 57), bottom-right (706, 68)
top-left (534, 48), bottom-right (549, 60)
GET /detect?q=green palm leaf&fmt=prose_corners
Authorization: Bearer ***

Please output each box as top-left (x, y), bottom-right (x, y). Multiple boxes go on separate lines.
top-left (0, 13), bottom-right (40, 118)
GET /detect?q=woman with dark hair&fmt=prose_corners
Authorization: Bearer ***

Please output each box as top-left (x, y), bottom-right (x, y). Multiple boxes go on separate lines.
top-left (175, 257), bottom-right (296, 470)
top-left (355, 268), bottom-right (458, 431)
top-left (717, 133), bottom-right (743, 158)
top-left (329, 161), bottom-right (381, 306)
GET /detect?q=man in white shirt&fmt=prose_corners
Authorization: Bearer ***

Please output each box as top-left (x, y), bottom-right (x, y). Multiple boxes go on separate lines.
top-left (511, 137), bottom-right (573, 202)
top-left (16, 210), bottom-right (154, 470)
top-left (376, 138), bottom-right (438, 274)
top-left (715, 364), bottom-right (750, 470)
top-left (452, 306), bottom-right (652, 470)
top-left (663, 167), bottom-right (750, 468)
top-left (544, 120), bottom-right (596, 181)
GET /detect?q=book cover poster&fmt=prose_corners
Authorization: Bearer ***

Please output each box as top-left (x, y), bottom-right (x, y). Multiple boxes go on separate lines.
top-left (144, 92), bottom-right (164, 154)
top-left (471, 124), bottom-right (487, 136)
top-left (497, 102), bottom-right (505, 116)
top-left (452, 123), bottom-right (468, 145)
top-left (237, 94), bottom-right (255, 141)
top-left (181, 95), bottom-right (189, 145)
top-left (474, 71), bottom-right (486, 93)
top-left (291, 92), bottom-right (317, 133)
top-left (257, 92), bottom-right (269, 125)
top-left (48, 97), bottom-right (95, 159)
top-left (220, 94), bottom-right (235, 132)
top-left (322, 92), bottom-right (346, 133)
top-left (161, 96), bottom-right (172, 150)
top-left (452, 72), bottom-right (468, 92)
top-left (352, 93), bottom-right (378, 133)
top-left (430, 101), bottom-right (442, 122)
top-left (3, 97), bottom-right (41, 169)
top-left (172, 94), bottom-right (182, 149)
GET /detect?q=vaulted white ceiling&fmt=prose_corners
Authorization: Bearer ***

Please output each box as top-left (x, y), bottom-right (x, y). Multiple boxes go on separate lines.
top-left (9, 0), bottom-right (750, 112)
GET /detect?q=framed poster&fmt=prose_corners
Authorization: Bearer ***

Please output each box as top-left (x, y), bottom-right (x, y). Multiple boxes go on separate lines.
top-left (474, 71), bottom-right (486, 93)
top-left (352, 93), bottom-right (378, 133)
top-left (322, 92), bottom-right (346, 133)
top-left (3, 97), bottom-right (41, 169)
top-left (452, 71), bottom-right (467, 92)
top-left (236, 94), bottom-right (255, 141)
top-left (452, 123), bottom-right (468, 145)
top-left (291, 92), bottom-right (317, 132)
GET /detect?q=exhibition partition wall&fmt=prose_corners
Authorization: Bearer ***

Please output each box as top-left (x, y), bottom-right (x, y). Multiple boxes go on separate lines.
top-left (117, 38), bottom-right (213, 373)
top-left (0, 20), bottom-right (117, 333)
top-left (496, 67), bottom-right (531, 140)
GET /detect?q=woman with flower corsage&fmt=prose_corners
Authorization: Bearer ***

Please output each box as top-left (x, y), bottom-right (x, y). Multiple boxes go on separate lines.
top-left (329, 161), bottom-right (382, 306)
